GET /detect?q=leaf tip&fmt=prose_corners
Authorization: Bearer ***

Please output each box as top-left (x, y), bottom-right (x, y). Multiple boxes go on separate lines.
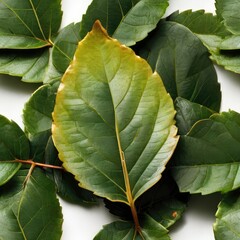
top-left (91, 20), bottom-right (110, 39)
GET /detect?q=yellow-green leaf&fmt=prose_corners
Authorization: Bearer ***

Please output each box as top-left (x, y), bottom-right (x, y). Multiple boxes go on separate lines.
top-left (52, 21), bottom-right (178, 207)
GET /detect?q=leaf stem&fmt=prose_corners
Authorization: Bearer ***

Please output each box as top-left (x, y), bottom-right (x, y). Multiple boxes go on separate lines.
top-left (2, 159), bottom-right (64, 170)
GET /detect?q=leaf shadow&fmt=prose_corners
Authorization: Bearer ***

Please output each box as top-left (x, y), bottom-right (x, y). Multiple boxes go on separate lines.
top-left (0, 74), bottom-right (41, 94)
top-left (169, 193), bottom-right (222, 235)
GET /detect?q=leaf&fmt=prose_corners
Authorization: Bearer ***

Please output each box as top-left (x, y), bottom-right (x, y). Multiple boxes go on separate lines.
top-left (214, 190), bottom-right (240, 240)
top-left (94, 221), bottom-right (135, 240)
top-left (52, 21), bottom-right (178, 235)
top-left (80, 0), bottom-right (169, 46)
top-left (53, 20), bottom-right (178, 202)
top-left (216, 0), bottom-right (240, 35)
top-left (105, 172), bottom-right (188, 229)
top-left (0, 0), bottom-right (62, 49)
top-left (171, 110), bottom-right (240, 194)
top-left (167, 10), bottom-right (231, 52)
top-left (0, 168), bottom-right (63, 240)
top-left (136, 172), bottom-right (188, 229)
top-left (135, 20), bottom-right (221, 112)
top-left (23, 82), bottom-right (59, 136)
top-left (0, 115), bottom-right (30, 186)
top-left (94, 215), bottom-right (170, 240)
top-left (0, 48), bottom-right (49, 82)
top-left (175, 97), bottom-right (215, 135)
top-left (45, 137), bottom-right (97, 204)
top-left (210, 50), bottom-right (240, 74)
top-left (52, 22), bottom-right (82, 73)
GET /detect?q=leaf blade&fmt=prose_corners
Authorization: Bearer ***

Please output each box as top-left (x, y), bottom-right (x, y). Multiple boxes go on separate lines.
top-left (52, 21), bottom-right (178, 204)
top-left (171, 110), bottom-right (240, 194)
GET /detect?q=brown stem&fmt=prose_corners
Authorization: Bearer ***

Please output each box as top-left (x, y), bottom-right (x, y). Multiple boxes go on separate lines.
top-left (5, 159), bottom-right (64, 170)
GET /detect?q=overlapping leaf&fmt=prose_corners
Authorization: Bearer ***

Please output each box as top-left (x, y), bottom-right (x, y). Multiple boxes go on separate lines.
top-left (52, 21), bottom-right (178, 236)
top-left (214, 190), bottom-right (240, 240)
top-left (135, 20), bottom-right (221, 112)
top-left (0, 115), bottom-right (30, 186)
top-left (23, 81), bottom-right (96, 203)
top-left (171, 110), bottom-right (240, 194)
top-left (168, 8), bottom-right (240, 74)
top-left (95, 215), bottom-right (170, 240)
top-left (0, 168), bottom-right (63, 240)
top-left (175, 97), bottom-right (215, 135)
top-left (0, 0), bottom-right (62, 49)
top-left (168, 10), bottom-right (231, 52)
top-left (216, 0), bottom-right (240, 35)
top-left (53, 20), bottom-right (178, 202)
top-left (80, 0), bottom-right (169, 46)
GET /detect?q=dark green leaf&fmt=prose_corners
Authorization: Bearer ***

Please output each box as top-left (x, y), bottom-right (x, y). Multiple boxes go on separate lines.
top-left (23, 82), bottom-right (59, 136)
top-left (94, 215), bottom-right (170, 240)
top-left (80, 0), bottom-right (169, 46)
top-left (94, 221), bottom-right (135, 240)
top-left (171, 110), bottom-right (240, 194)
top-left (175, 97), bottom-right (215, 135)
top-left (136, 172), bottom-right (188, 229)
top-left (216, 0), bottom-right (240, 35)
top-left (0, 0), bottom-right (62, 49)
top-left (135, 21), bottom-right (221, 112)
top-left (214, 190), bottom-right (240, 240)
top-left (0, 168), bottom-right (63, 240)
top-left (52, 22), bottom-right (82, 73)
top-left (0, 115), bottom-right (30, 186)
top-left (168, 10), bottom-right (230, 52)
top-left (45, 137), bottom-right (97, 204)
top-left (29, 130), bottom-right (52, 163)
top-left (0, 48), bottom-right (49, 83)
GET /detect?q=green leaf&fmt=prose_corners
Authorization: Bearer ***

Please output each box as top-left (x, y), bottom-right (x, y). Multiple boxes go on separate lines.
top-left (214, 190), bottom-right (240, 240)
top-left (135, 21), bottom-right (221, 112)
top-left (0, 48), bottom-right (49, 83)
top-left (210, 50), bottom-right (240, 74)
top-left (94, 215), bottom-right (170, 240)
top-left (175, 97), bottom-right (215, 135)
top-left (52, 22), bottom-right (82, 73)
top-left (0, 0), bottom-right (62, 49)
top-left (136, 172), bottom-right (188, 229)
top-left (45, 137), bottom-right (97, 204)
top-left (105, 172), bottom-right (188, 229)
top-left (53, 20), bottom-right (178, 203)
top-left (0, 168), bottom-right (63, 240)
top-left (23, 82), bottom-right (59, 136)
top-left (167, 10), bottom-right (231, 52)
top-left (0, 115), bottom-right (30, 186)
top-left (216, 0), bottom-right (240, 35)
top-left (171, 110), bottom-right (240, 194)
top-left (94, 221), bottom-right (135, 240)
top-left (80, 0), bottom-right (169, 46)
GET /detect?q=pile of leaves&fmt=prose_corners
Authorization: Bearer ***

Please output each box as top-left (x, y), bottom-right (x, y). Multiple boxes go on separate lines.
top-left (0, 0), bottom-right (240, 239)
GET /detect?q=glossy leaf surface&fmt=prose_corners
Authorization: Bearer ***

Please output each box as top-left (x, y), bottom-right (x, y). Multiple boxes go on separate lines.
top-left (0, 168), bottom-right (63, 240)
top-left (175, 97), bottom-right (215, 135)
top-left (0, 115), bottom-right (30, 186)
top-left (135, 21), bottom-right (221, 112)
top-left (53, 21), bottom-right (178, 204)
top-left (23, 82), bottom-right (59, 136)
top-left (95, 215), bottom-right (170, 240)
top-left (214, 190), bottom-right (240, 240)
top-left (0, 0), bottom-right (62, 49)
top-left (171, 111), bottom-right (240, 194)
top-left (168, 10), bottom-right (230, 52)
top-left (52, 22), bottom-right (82, 73)
top-left (80, 0), bottom-right (169, 46)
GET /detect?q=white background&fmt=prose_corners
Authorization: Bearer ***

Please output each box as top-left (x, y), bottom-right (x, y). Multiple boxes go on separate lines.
top-left (0, 1), bottom-right (239, 239)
